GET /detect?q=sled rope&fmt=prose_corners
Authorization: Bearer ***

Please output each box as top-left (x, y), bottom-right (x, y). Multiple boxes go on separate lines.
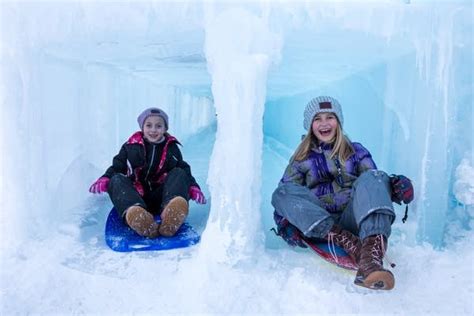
top-left (402, 205), bottom-right (409, 223)
top-left (327, 233), bottom-right (340, 265)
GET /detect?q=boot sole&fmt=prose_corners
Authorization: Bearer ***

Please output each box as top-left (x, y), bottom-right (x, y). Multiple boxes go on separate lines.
top-left (355, 270), bottom-right (395, 290)
top-left (125, 206), bottom-right (159, 238)
top-left (159, 197), bottom-right (189, 237)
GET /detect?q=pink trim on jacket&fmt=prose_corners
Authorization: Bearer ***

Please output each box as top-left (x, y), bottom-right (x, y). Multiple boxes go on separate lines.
top-left (126, 132), bottom-right (178, 195)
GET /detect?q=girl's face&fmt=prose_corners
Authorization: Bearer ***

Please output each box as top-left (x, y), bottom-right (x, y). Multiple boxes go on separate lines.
top-left (312, 112), bottom-right (338, 143)
top-left (143, 116), bottom-right (166, 143)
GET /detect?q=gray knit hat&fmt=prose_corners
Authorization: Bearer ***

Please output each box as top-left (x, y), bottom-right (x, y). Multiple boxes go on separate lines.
top-left (303, 96), bottom-right (344, 130)
top-left (137, 107), bottom-right (169, 130)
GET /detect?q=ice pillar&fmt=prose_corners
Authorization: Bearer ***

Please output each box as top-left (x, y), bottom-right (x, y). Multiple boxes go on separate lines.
top-left (201, 6), bottom-right (281, 264)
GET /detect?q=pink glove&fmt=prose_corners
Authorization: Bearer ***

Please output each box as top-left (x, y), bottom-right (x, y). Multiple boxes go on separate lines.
top-left (89, 177), bottom-right (110, 194)
top-left (189, 186), bottom-right (206, 204)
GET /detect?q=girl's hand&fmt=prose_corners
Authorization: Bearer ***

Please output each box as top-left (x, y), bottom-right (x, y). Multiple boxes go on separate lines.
top-left (189, 186), bottom-right (206, 204)
top-left (272, 213), bottom-right (307, 248)
top-left (390, 175), bottom-right (414, 204)
top-left (89, 177), bottom-right (110, 194)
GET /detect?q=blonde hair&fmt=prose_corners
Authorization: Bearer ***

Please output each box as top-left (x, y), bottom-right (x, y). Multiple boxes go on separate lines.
top-left (291, 122), bottom-right (354, 162)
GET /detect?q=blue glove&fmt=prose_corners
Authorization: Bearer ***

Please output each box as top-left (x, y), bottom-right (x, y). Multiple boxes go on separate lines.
top-left (272, 212), bottom-right (307, 248)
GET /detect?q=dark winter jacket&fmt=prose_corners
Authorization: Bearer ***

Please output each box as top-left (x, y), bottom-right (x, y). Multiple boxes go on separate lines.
top-left (280, 142), bottom-right (376, 213)
top-left (102, 131), bottom-right (198, 194)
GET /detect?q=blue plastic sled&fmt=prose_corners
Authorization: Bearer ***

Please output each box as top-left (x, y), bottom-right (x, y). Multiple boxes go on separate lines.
top-left (105, 208), bottom-right (200, 252)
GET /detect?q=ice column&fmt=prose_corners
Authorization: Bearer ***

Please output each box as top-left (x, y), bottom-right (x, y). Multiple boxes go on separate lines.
top-left (201, 7), bottom-right (281, 264)
top-left (410, 5), bottom-right (470, 246)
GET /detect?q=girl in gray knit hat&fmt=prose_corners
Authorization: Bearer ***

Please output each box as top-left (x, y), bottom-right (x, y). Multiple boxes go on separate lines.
top-left (271, 96), bottom-right (414, 290)
top-left (89, 107), bottom-right (206, 238)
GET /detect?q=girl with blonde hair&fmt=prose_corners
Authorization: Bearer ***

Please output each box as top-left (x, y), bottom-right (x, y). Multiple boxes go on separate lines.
top-left (271, 96), bottom-right (414, 290)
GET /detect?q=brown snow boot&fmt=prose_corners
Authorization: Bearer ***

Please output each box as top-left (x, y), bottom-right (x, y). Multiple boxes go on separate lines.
top-left (125, 205), bottom-right (160, 238)
top-left (326, 225), bottom-right (361, 264)
top-left (354, 234), bottom-right (395, 290)
top-left (159, 196), bottom-right (189, 237)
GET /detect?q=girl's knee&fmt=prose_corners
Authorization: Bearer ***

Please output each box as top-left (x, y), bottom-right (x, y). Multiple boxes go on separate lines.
top-left (273, 182), bottom-right (304, 195)
top-left (273, 185), bottom-right (286, 197)
top-left (356, 170), bottom-right (389, 186)
top-left (165, 168), bottom-right (192, 188)
top-left (272, 183), bottom-right (294, 202)
top-left (271, 185), bottom-right (288, 207)
top-left (168, 167), bottom-right (187, 177)
top-left (109, 174), bottom-right (128, 186)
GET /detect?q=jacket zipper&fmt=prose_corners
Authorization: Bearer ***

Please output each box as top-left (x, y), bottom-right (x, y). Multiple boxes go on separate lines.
top-left (145, 144), bottom-right (156, 183)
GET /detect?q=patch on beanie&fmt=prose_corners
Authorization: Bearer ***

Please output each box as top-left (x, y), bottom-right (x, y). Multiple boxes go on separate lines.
top-left (151, 109), bottom-right (161, 114)
top-left (319, 101), bottom-right (332, 109)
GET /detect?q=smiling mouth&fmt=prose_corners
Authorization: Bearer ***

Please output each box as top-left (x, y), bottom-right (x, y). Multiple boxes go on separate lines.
top-left (319, 129), bottom-right (332, 136)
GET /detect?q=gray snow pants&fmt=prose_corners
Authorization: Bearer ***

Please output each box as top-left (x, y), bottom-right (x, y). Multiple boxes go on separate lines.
top-left (271, 170), bottom-right (395, 240)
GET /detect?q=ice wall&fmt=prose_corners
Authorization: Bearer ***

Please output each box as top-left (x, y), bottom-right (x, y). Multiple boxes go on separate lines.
top-left (450, 158), bottom-right (474, 238)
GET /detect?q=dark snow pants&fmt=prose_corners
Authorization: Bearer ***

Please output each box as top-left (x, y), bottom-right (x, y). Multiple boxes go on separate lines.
top-left (107, 168), bottom-right (192, 217)
top-left (271, 170), bottom-right (395, 240)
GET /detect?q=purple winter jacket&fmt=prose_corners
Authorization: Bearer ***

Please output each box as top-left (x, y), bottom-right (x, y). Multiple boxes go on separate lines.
top-left (280, 142), bottom-right (377, 213)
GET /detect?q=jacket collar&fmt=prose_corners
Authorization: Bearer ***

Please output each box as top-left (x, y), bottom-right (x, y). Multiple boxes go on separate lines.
top-left (312, 141), bottom-right (334, 153)
top-left (318, 141), bottom-right (334, 150)
top-left (127, 132), bottom-right (180, 146)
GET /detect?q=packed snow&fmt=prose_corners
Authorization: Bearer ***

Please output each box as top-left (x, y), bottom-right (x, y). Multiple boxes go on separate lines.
top-left (1, 1), bottom-right (472, 315)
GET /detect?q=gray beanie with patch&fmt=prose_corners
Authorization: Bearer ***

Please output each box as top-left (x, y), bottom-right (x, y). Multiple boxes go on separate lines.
top-left (303, 96), bottom-right (344, 130)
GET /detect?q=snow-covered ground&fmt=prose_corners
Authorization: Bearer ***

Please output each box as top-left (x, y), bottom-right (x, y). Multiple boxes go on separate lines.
top-left (3, 229), bottom-right (473, 315)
